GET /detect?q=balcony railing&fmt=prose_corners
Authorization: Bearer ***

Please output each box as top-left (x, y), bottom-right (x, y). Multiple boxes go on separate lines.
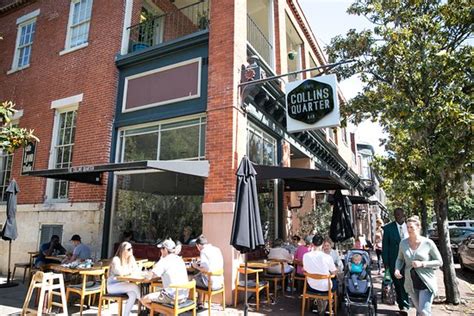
top-left (128, 1), bottom-right (209, 54)
top-left (247, 15), bottom-right (273, 66)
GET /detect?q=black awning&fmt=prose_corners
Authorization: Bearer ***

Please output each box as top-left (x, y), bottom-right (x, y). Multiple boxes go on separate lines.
top-left (327, 194), bottom-right (370, 204)
top-left (252, 164), bottom-right (348, 191)
top-left (25, 160), bottom-right (210, 185)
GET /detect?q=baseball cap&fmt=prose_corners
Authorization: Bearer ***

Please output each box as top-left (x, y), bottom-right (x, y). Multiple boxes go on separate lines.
top-left (156, 239), bottom-right (176, 252)
top-left (71, 234), bottom-right (81, 241)
top-left (304, 235), bottom-right (313, 244)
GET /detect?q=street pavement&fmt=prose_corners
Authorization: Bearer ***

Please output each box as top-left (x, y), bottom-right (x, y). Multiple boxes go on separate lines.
top-left (0, 264), bottom-right (473, 315)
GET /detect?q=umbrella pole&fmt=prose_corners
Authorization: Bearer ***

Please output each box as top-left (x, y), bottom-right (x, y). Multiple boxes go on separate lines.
top-left (0, 239), bottom-right (18, 288)
top-left (244, 253), bottom-right (248, 316)
top-left (7, 240), bottom-right (11, 283)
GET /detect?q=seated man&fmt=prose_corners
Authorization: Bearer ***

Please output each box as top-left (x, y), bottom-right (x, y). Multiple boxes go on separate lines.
top-left (192, 235), bottom-right (224, 308)
top-left (63, 234), bottom-right (91, 263)
top-left (266, 239), bottom-right (294, 275)
top-left (303, 234), bottom-right (337, 316)
top-left (35, 235), bottom-right (67, 268)
top-left (140, 239), bottom-right (189, 307)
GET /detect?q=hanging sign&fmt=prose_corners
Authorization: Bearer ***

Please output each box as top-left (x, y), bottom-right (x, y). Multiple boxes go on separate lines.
top-left (286, 74), bottom-right (340, 133)
top-left (21, 141), bottom-right (36, 174)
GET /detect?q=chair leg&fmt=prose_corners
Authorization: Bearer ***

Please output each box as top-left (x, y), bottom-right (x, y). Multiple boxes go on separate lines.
top-left (266, 285), bottom-right (270, 304)
top-left (301, 296), bottom-right (305, 316)
top-left (234, 288), bottom-right (238, 307)
top-left (207, 293), bottom-right (211, 316)
top-left (23, 267), bottom-right (29, 283)
top-left (118, 298), bottom-right (123, 316)
top-left (256, 289), bottom-right (260, 311)
top-left (97, 297), bottom-right (102, 316)
top-left (329, 297), bottom-right (333, 316)
top-left (222, 290), bottom-right (226, 311)
top-left (79, 295), bottom-right (84, 316)
top-left (12, 266), bottom-right (17, 280)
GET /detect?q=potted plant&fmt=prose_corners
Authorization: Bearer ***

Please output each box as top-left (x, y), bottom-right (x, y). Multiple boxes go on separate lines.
top-left (197, 10), bottom-right (209, 30)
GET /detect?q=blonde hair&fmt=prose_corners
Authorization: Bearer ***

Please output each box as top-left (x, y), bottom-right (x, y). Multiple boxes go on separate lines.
top-left (376, 218), bottom-right (384, 227)
top-left (407, 215), bottom-right (421, 227)
top-left (352, 253), bottom-right (362, 262)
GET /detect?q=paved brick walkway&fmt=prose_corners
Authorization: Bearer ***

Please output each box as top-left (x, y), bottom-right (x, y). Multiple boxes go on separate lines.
top-left (1, 264), bottom-right (473, 315)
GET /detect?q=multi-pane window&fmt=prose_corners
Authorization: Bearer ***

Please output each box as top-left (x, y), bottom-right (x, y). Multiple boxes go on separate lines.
top-left (118, 116), bottom-right (206, 162)
top-left (39, 224), bottom-right (63, 246)
top-left (52, 110), bottom-right (77, 199)
top-left (67, 0), bottom-right (93, 48)
top-left (0, 151), bottom-right (13, 202)
top-left (13, 19), bottom-right (36, 69)
top-left (247, 123), bottom-right (277, 166)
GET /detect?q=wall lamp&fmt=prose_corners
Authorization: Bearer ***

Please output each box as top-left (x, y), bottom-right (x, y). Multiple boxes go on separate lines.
top-left (289, 191), bottom-right (306, 211)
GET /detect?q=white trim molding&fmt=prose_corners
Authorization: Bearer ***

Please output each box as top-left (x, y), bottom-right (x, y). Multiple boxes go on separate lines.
top-left (16, 9), bottom-right (40, 25)
top-left (51, 93), bottom-right (83, 110)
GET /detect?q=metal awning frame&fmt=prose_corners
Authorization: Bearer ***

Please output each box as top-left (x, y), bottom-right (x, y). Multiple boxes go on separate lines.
top-left (25, 160), bottom-right (210, 185)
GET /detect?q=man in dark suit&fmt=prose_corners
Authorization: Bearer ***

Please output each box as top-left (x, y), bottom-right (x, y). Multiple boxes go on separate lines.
top-left (382, 207), bottom-right (410, 313)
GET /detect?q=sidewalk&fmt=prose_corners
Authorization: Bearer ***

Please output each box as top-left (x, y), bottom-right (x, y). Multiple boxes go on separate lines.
top-left (1, 264), bottom-right (473, 315)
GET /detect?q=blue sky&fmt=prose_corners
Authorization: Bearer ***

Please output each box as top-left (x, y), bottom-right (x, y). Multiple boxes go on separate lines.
top-left (299, 0), bottom-right (387, 155)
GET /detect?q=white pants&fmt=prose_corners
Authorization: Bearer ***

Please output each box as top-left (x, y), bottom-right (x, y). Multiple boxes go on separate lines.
top-left (107, 282), bottom-right (140, 316)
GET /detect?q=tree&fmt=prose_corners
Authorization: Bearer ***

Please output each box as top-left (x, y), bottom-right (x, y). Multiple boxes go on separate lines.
top-left (0, 100), bottom-right (38, 152)
top-left (327, 0), bottom-right (473, 304)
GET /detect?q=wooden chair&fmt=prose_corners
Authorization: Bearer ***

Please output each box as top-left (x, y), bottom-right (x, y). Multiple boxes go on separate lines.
top-left (195, 268), bottom-right (225, 316)
top-left (13, 251), bottom-right (38, 283)
top-left (234, 267), bottom-right (270, 311)
top-left (146, 279), bottom-right (197, 316)
top-left (66, 268), bottom-right (105, 316)
top-left (98, 292), bottom-right (128, 316)
top-left (301, 273), bottom-right (337, 316)
top-left (292, 259), bottom-right (305, 293)
top-left (262, 260), bottom-right (289, 298)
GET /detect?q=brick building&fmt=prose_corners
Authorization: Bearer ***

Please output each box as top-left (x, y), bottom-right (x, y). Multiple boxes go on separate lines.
top-left (0, 0), bottom-right (376, 303)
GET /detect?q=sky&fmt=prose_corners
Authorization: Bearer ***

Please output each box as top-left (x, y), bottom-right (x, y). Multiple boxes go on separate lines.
top-left (299, 0), bottom-right (387, 155)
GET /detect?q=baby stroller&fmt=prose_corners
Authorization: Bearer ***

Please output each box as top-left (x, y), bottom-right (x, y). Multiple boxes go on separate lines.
top-left (342, 249), bottom-right (377, 315)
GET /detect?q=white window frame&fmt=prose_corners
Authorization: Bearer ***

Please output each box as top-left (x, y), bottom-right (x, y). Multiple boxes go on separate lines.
top-left (60, 0), bottom-right (93, 55)
top-left (46, 94), bottom-right (82, 202)
top-left (116, 114), bottom-right (207, 163)
top-left (8, 9), bottom-right (40, 74)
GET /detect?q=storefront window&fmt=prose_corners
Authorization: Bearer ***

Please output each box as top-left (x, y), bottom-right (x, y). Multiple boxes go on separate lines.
top-left (247, 122), bottom-right (278, 240)
top-left (111, 115), bottom-right (206, 250)
top-left (118, 116), bottom-right (206, 162)
top-left (111, 172), bottom-right (203, 245)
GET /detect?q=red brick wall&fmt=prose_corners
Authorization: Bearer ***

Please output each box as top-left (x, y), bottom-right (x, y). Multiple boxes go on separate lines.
top-left (0, 0), bottom-right (124, 204)
top-left (204, 0), bottom-right (247, 203)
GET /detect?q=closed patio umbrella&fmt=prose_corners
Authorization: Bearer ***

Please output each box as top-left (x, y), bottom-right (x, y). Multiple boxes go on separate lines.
top-left (329, 189), bottom-right (354, 242)
top-left (1, 179), bottom-right (20, 287)
top-left (230, 156), bottom-right (265, 315)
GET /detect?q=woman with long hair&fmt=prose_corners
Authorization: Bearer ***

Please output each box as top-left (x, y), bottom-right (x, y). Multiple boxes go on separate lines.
top-left (107, 241), bottom-right (141, 316)
top-left (375, 218), bottom-right (384, 274)
top-left (394, 216), bottom-right (442, 316)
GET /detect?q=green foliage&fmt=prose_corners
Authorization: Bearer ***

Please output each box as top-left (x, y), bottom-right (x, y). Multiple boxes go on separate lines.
top-left (326, 1), bottom-right (472, 302)
top-left (448, 191), bottom-right (474, 220)
top-left (297, 202), bottom-right (332, 237)
top-left (0, 101), bottom-right (38, 152)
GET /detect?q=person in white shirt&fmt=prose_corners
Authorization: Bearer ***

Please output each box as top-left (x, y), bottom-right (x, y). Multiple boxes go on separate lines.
top-left (140, 239), bottom-right (189, 308)
top-left (107, 242), bottom-right (141, 316)
top-left (303, 234), bottom-right (337, 315)
top-left (192, 235), bottom-right (224, 308)
top-left (266, 239), bottom-right (294, 275)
